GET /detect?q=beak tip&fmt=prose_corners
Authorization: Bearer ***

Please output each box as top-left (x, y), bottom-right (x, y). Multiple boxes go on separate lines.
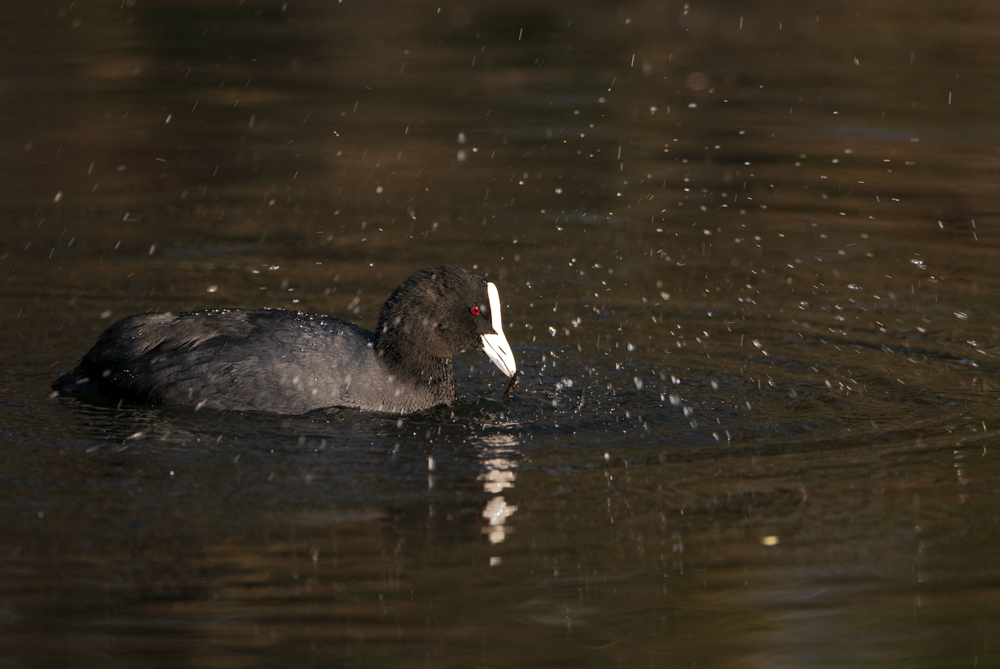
top-left (481, 332), bottom-right (516, 379)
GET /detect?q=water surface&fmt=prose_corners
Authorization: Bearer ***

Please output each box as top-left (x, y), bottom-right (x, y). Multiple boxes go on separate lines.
top-left (2, 1), bottom-right (999, 666)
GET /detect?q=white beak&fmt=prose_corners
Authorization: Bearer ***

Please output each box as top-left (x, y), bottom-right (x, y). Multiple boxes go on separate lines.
top-left (481, 282), bottom-right (517, 377)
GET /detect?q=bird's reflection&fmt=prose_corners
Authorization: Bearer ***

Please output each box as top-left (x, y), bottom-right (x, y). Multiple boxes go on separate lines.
top-left (476, 434), bottom-right (520, 551)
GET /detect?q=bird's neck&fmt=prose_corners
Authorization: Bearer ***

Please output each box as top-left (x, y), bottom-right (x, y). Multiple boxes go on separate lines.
top-left (375, 332), bottom-right (456, 397)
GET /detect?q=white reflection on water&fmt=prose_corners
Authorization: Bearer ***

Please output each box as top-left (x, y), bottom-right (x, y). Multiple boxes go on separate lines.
top-left (480, 462), bottom-right (516, 494)
top-left (482, 496), bottom-right (517, 545)
top-left (476, 434), bottom-right (520, 549)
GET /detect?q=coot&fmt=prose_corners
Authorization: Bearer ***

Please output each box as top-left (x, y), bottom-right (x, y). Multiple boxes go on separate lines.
top-left (53, 265), bottom-right (517, 414)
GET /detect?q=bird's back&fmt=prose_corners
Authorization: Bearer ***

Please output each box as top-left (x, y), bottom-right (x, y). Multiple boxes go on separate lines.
top-left (53, 308), bottom-right (452, 414)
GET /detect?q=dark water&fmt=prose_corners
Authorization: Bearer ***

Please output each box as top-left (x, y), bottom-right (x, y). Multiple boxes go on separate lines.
top-left (3, 1), bottom-right (1000, 666)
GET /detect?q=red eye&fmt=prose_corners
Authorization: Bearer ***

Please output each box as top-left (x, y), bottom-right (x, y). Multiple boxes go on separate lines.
top-left (470, 306), bottom-right (481, 316)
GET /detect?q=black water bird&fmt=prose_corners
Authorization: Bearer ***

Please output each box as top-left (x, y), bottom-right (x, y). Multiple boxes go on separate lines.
top-left (53, 265), bottom-right (517, 414)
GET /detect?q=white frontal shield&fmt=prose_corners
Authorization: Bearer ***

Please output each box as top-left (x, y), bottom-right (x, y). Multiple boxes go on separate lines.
top-left (481, 282), bottom-right (517, 377)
